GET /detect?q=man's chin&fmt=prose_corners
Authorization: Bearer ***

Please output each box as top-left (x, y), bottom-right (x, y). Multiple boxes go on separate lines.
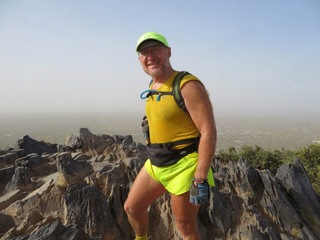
top-left (146, 69), bottom-right (162, 78)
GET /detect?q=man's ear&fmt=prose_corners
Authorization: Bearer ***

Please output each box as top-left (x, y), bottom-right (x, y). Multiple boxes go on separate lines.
top-left (166, 47), bottom-right (172, 58)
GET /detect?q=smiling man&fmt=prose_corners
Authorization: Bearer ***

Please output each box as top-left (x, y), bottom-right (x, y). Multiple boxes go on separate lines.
top-left (124, 32), bottom-right (217, 240)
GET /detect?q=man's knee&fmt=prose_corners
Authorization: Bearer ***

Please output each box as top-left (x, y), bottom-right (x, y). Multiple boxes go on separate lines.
top-left (124, 200), bottom-right (133, 215)
top-left (175, 219), bottom-right (198, 237)
top-left (124, 199), bottom-right (144, 218)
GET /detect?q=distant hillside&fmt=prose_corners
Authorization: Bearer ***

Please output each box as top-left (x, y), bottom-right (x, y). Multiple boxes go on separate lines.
top-left (1, 113), bottom-right (320, 150)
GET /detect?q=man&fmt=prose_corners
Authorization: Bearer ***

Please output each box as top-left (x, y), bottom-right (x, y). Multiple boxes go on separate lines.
top-left (124, 32), bottom-right (217, 240)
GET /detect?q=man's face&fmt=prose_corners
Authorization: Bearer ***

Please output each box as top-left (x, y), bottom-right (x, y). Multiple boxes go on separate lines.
top-left (138, 45), bottom-right (171, 78)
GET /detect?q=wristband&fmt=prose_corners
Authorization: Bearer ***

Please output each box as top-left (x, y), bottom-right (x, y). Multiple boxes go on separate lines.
top-left (194, 178), bottom-right (207, 184)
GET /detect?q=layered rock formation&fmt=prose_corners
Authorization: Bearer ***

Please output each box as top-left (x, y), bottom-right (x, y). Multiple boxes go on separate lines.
top-left (0, 128), bottom-right (319, 240)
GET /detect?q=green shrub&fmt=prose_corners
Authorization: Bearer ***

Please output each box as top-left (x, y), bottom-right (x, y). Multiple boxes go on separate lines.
top-left (216, 144), bottom-right (320, 195)
top-left (294, 144), bottom-right (320, 194)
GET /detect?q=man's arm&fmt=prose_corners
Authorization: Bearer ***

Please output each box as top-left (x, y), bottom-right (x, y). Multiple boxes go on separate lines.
top-left (181, 80), bottom-right (217, 180)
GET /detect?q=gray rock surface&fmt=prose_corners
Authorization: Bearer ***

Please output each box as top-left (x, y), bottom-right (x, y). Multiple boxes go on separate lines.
top-left (0, 128), bottom-right (319, 240)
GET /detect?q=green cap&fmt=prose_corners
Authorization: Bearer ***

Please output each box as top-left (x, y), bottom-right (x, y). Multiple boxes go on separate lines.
top-left (136, 32), bottom-right (169, 52)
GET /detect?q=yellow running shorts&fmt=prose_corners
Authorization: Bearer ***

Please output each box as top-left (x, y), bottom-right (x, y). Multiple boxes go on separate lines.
top-left (144, 152), bottom-right (215, 195)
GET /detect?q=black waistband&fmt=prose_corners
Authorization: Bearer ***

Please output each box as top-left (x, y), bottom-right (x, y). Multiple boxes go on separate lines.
top-left (148, 136), bottom-right (200, 150)
top-left (146, 139), bottom-right (199, 167)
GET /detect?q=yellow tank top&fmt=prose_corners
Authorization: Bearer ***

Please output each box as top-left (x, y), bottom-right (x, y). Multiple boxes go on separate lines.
top-left (145, 71), bottom-right (200, 148)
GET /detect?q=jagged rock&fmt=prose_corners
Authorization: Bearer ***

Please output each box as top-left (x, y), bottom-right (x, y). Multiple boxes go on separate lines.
top-left (63, 182), bottom-right (124, 239)
top-left (148, 193), bottom-right (176, 240)
top-left (0, 152), bottom-right (18, 168)
top-left (4, 153), bottom-right (56, 194)
top-left (4, 167), bottom-right (32, 193)
top-left (16, 209), bottom-right (43, 234)
top-left (15, 153), bottom-right (52, 176)
top-left (0, 128), bottom-right (319, 240)
top-left (91, 160), bottom-right (128, 197)
top-left (0, 166), bottom-right (16, 184)
top-left (28, 218), bottom-right (89, 240)
top-left (1, 173), bottom-right (63, 227)
top-left (16, 135), bottom-right (57, 155)
top-left (64, 134), bottom-right (82, 151)
top-left (0, 166), bottom-right (15, 194)
top-left (80, 128), bottom-right (112, 156)
top-left (56, 157), bottom-right (94, 188)
top-left (275, 158), bottom-right (320, 237)
top-left (0, 149), bottom-right (26, 169)
top-left (72, 152), bottom-right (90, 161)
top-left (55, 152), bottom-right (72, 161)
top-left (203, 158), bottom-right (320, 240)
top-left (79, 128), bottom-right (142, 161)
top-left (123, 134), bottom-right (134, 146)
top-left (112, 134), bottom-right (126, 144)
top-left (124, 157), bottom-right (145, 183)
top-left (260, 171), bottom-right (307, 238)
top-left (0, 189), bottom-right (26, 211)
top-left (0, 213), bottom-right (15, 235)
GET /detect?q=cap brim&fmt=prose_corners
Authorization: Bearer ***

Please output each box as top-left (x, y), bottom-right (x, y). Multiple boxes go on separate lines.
top-left (137, 40), bottom-right (165, 52)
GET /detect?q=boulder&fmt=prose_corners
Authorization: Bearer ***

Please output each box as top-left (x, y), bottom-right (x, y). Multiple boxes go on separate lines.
top-left (16, 209), bottom-right (43, 234)
top-left (0, 213), bottom-right (15, 235)
top-left (63, 183), bottom-right (124, 239)
top-left (0, 166), bottom-right (15, 193)
top-left (56, 157), bottom-right (94, 188)
top-left (64, 134), bottom-right (82, 151)
top-left (15, 153), bottom-right (52, 176)
top-left (79, 128), bottom-right (111, 156)
top-left (0, 152), bottom-right (19, 168)
top-left (16, 135), bottom-right (57, 155)
top-left (4, 167), bottom-right (32, 193)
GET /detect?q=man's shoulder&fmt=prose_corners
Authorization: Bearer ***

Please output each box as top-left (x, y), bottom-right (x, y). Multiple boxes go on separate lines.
top-left (178, 72), bottom-right (201, 86)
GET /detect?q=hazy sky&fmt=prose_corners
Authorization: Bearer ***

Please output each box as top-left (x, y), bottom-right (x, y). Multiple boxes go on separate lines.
top-left (1, 0), bottom-right (319, 119)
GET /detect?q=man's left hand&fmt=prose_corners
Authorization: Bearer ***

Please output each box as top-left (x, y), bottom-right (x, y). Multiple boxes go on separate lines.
top-left (189, 178), bottom-right (209, 205)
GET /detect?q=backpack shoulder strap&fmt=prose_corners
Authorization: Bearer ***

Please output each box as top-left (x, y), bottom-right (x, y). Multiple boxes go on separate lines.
top-left (149, 79), bottom-right (153, 88)
top-left (172, 71), bottom-right (190, 112)
top-left (141, 71), bottom-right (190, 111)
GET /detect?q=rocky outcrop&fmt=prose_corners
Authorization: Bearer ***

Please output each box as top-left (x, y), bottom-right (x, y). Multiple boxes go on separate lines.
top-left (15, 135), bottom-right (58, 155)
top-left (0, 128), bottom-right (319, 240)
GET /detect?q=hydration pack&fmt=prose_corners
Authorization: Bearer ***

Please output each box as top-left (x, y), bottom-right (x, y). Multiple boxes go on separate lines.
top-left (140, 71), bottom-right (200, 166)
top-left (140, 71), bottom-right (190, 112)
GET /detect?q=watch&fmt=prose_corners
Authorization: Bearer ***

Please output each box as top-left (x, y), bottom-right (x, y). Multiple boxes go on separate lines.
top-left (194, 178), bottom-right (207, 184)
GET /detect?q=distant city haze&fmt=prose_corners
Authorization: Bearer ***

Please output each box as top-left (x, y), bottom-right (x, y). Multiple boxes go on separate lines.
top-left (1, 112), bottom-right (319, 151)
top-left (1, 2), bottom-right (319, 150)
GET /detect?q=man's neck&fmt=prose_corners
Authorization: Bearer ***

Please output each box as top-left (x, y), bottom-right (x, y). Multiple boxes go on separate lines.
top-left (153, 68), bottom-right (176, 84)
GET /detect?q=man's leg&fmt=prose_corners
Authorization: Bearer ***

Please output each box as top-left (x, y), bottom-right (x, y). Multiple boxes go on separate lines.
top-left (171, 191), bottom-right (201, 240)
top-left (124, 166), bottom-right (166, 238)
